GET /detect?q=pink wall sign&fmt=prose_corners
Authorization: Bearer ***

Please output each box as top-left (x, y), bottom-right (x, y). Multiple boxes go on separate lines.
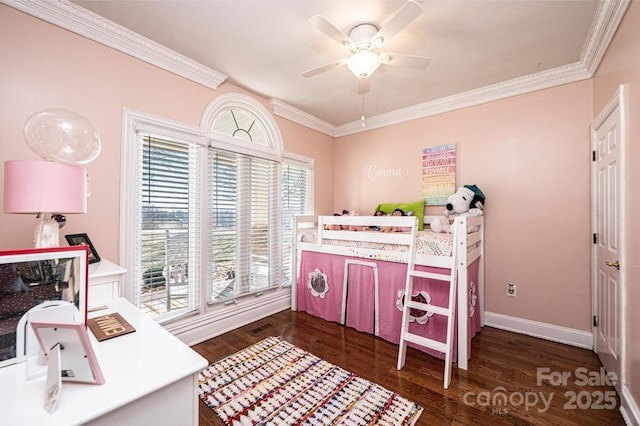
top-left (422, 144), bottom-right (456, 205)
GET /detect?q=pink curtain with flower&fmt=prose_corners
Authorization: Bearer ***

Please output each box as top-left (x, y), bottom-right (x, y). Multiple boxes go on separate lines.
top-left (297, 250), bottom-right (481, 360)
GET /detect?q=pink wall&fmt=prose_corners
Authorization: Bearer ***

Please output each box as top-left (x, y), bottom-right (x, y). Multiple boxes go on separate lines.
top-left (0, 5), bottom-right (334, 260)
top-left (592, 1), bottom-right (640, 412)
top-left (335, 82), bottom-right (594, 332)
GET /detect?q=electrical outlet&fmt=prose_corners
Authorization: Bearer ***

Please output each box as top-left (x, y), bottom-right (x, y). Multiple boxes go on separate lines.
top-left (507, 282), bottom-right (517, 297)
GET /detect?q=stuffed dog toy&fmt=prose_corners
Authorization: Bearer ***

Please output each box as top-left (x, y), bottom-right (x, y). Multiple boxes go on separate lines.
top-left (431, 185), bottom-right (485, 233)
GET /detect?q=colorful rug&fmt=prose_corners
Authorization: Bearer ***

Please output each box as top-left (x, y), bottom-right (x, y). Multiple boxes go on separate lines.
top-left (198, 336), bottom-right (423, 425)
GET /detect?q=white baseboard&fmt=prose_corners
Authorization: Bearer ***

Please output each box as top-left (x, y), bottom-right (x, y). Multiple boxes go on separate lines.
top-left (165, 290), bottom-right (292, 346)
top-left (484, 311), bottom-right (593, 349)
top-left (485, 312), bottom-right (640, 425)
top-left (621, 385), bottom-right (640, 425)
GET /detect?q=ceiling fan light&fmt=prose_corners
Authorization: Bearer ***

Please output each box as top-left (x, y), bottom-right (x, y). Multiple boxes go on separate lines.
top-left (347, 49), bottom-right (381, 78)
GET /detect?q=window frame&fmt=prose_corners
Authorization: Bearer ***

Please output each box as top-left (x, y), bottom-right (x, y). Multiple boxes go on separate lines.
top-left (121, 109), bottom-right (207, 306)
top-left (206, 147), bottom-right (281, 303)
top-left (121, 97), bottom-right (312, 325)
top-left (280, 152), bottom-right (314, 288)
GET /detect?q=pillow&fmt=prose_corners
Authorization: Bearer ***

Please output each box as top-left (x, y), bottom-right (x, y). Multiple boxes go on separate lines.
top-left (375, 200), bottom-right (425, 230)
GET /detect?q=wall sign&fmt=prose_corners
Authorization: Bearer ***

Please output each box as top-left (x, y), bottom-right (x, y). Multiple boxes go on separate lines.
top-left (366, 164), bottom-right (409, 179)
top-left (422, 143), bottom-right (456, 205)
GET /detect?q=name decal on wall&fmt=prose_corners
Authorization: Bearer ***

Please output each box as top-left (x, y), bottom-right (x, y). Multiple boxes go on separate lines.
top-left (366, 165), bottom-right (409, 179)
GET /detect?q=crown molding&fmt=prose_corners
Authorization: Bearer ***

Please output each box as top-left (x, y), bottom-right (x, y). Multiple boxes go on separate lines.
top-left (271, 60), bottom-right (591, 137)
top-left (269, 0), bottom-right (629, 137)
top-left (270, 99), bottom-right (335, 136)
top-left (271, 0), bottom-right (628, 138)
top-left (581, 0), bottom-right (631, 75)
top-left (4, 0), bottom-right (628, 137)
top-left (334, 62), bottom-right (592, 137)
top-left (3, 0), bottom-right (227, 90)
top-left (333, 0), bottom-right (629, 137)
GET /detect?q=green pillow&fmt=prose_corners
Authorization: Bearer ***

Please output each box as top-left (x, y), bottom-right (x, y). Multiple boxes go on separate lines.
top-left (375, 200), bottom-right (425, 230)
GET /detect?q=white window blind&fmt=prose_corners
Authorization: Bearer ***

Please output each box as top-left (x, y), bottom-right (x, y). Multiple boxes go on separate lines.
top-left (208, 148), bottom-right (279, 302)
top-left (137, 134), bottom-right (200, 319)
top-left (281, 163), bottom-right (310, 286)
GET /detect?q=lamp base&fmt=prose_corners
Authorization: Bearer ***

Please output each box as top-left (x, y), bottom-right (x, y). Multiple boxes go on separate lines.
top-left (34, 213), bottom-right (60, 248)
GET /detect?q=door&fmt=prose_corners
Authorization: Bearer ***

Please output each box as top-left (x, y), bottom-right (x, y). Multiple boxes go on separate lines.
top-left (592, 85), bottom-right (626, 395)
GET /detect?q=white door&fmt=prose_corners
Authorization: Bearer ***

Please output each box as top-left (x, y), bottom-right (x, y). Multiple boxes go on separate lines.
top-left (592, 85), bottom-right (626, 395)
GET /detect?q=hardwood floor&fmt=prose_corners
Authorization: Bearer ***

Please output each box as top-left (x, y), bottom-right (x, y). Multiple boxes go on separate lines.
top-left (192, 310), bottom-right (625, 425)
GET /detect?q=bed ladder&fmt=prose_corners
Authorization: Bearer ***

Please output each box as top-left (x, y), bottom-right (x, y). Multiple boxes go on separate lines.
top-left (397, 226), bottom-right (459, 389)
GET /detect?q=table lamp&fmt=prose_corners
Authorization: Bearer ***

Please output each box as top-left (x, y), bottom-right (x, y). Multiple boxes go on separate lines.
top-left (3, 160), bottom-right (87, 247)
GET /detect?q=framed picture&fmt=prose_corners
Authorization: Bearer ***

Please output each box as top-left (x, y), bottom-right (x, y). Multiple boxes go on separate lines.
top-left (30, 320), bottom-right (105, 385)
top-left (65, 233), bottom-right (101, 264)
top-left (0, 246), bottom-right (89, 368)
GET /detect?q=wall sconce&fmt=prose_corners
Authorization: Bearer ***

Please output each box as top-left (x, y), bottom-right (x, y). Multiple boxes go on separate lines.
top-left (3, 160), bottom-right (87, 247)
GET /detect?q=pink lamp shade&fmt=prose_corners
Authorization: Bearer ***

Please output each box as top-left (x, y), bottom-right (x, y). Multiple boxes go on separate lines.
top-left (3, 160), bottom-right (87, 214)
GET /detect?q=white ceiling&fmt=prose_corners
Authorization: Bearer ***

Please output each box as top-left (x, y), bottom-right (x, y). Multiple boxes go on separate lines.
top-left (19, 1), bottom-right (618, 130)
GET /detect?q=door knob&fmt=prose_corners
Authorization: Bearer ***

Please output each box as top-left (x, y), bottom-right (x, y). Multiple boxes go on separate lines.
top-left (605, 260), bottom-right (620, 270)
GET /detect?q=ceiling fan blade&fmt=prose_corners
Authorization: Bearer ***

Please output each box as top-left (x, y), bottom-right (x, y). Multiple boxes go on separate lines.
top-left (381, 53), bottom-right (431, 70)
top-left (308, 15), bottom-right (353, 47)
top-left (373, 0), bottom-right (423, 45)
top-left (302, 59), bottom-right (347, 77)
top-left (357, 77), bottom-right (370, 95)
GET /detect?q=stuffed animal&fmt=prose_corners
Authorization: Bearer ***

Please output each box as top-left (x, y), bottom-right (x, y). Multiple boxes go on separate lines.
top-left (346, 210), bottom-right (362, 231)
top-left (325, 209), bottom-right (361, 230)
top-left (430, 185), bottom-right (486, 233)
top-left (379, 208), bottom-right (413, 232)
top-left (325, 212), bottom-right (343, 230)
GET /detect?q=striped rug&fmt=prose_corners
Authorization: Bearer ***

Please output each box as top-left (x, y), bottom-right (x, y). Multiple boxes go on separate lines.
top-left (198, 336), bottom-right (423, 425)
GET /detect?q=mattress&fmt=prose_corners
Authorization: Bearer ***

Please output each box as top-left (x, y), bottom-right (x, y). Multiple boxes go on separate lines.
top-left (298, 229), bottom-right (454, 257)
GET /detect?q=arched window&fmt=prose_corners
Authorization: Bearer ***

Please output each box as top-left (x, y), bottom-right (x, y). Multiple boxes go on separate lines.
top-left (212, 107), bottom-right (268, 144)
top-left (201, 93), bottom-right (283, 153)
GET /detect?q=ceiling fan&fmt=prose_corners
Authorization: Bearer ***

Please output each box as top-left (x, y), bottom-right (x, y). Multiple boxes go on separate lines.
top-left (302, 0), bottom-right (431, 95)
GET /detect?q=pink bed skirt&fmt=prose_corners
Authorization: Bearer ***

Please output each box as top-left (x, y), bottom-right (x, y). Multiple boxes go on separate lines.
top-left (296, 251), bottom-right (482, 360)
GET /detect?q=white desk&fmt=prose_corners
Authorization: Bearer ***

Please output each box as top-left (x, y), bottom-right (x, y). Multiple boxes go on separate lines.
top-left (0, 298), bottom-right (208, 425)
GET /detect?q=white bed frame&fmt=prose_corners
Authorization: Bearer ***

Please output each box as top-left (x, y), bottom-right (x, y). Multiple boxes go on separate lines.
top-left (291, 214), bottom-right (484, 370)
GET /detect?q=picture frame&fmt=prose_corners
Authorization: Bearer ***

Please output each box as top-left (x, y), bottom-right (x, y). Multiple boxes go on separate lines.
top-left (30, 320), bottom-right (105, 385)
top-left (65, 233), bottom-right (101, 264)
top-left (0, 246), bottom-right (89, 368)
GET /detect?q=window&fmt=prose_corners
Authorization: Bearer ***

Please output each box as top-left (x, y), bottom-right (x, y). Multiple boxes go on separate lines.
top-left (207, 148), bottom-right (279, 302)
top-left (281, 161), bottom-right (312, 287)
top-left (212, 108), bottom-right (268, 145)
top-left (121, 95), bottom-right (312, 325)
top-left (135, 134), bottom-right (200, 320)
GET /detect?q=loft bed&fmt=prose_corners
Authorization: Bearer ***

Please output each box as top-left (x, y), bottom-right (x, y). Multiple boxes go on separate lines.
top-left (291, 213), bottom-right (484, 371)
